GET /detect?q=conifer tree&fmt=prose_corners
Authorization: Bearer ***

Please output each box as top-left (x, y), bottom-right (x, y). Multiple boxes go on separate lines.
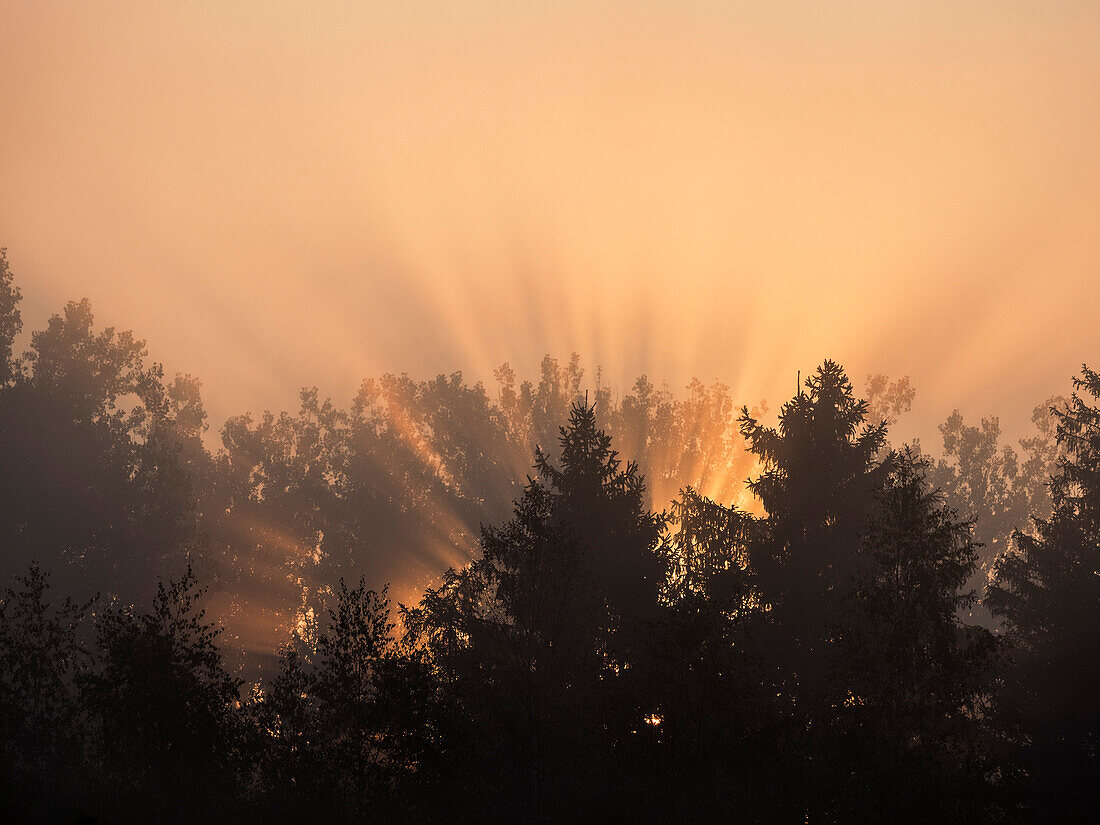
top-left (737, 361), bottom-right (888, 700)
top-left (405, 401), bottom-right (665, 820)
top-left (988, 366), bottom-right (1100, 821)
top-left (832, 450), bottom-right (999, 821)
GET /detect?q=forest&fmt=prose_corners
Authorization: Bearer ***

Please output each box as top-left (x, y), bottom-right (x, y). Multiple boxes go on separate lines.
top-left (0, 248), bottom-right (1097, 824)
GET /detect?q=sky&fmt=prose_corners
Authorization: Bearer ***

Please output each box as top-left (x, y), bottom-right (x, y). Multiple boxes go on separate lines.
top-left (2, 1), bottom-right (1098, 448)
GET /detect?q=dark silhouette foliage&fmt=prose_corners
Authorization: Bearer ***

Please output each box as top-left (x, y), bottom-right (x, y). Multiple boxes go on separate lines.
top-left (0, 255), bottom-right (1094, 823)
top-left (828, 451), bottom-right (1000, 821)
top-left (80, 567), bottom-right (243, 821)
top-left (0, 248), bottom-right (20, 387)
top-left (988, 366), bottom-right (1100, 822)
top-left (0, 565), bottom-right (95, 822)
top-left (738, 361), bottom-right (890, 705)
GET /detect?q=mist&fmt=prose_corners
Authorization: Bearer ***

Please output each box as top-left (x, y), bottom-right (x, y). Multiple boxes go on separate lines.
top-left (3, 1), bottom-right (1098, 447)
top-left (1, 3), bottom-right (1098, 823)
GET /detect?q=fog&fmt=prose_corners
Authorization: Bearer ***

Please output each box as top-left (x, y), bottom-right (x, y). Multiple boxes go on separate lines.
top-left (2, 1), bottom-right (1098, 449)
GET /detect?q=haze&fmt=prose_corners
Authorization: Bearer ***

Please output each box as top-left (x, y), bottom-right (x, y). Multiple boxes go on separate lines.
top-left (2, 0), bottom-right (1098, 444)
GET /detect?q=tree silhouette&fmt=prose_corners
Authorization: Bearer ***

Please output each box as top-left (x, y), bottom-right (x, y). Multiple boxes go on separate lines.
top-left (0, 564), bottom-right (96, 822)
top-left (3, 252), bottom-right (1098, 824)
top-left (309, 578), bottom-right (395, 809)
top-left (738, 361), bottom-right (889, 705)
top-left (0, 249), bottom-right (20, 388)
top-left (830, 449), bottom-right (1000, 821)
top-left (927, 399), bottom-right (1067, 609)
top-left (864, 372), bottom-right (915, 433)
top-left (404, 400), bottom-right (666, 821)
top-left (0, 297), bottom-right (207, 607)
top-left (80, 566), bottom-right (242, 820)
top-left (987, 366), bottom-right (1100, 822)
top-left (653, 488), bottom-right (770, 819)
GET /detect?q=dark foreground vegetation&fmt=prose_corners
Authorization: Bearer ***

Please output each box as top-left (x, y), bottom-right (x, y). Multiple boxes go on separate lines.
top-left (0, 250), bottom-right (1097, 823)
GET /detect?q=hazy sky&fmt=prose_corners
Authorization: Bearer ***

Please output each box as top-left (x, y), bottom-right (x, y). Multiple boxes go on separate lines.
top-left (2, 1), bottom-right (1098, 446)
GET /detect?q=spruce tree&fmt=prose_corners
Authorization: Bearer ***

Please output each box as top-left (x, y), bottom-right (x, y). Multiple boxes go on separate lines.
top-left (833, 450), bottom-right (998, 822)
top-left (738, 361), bottom-right (888, 700)
top-left (987, 366), bottom-right (1100, 821)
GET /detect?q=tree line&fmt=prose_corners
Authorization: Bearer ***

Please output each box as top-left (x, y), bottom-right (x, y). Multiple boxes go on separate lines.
top-left (0, 249), bottom-right (1096, 822)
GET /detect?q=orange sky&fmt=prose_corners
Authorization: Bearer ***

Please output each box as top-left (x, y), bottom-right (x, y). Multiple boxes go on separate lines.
top-left (2, 1), bottom-right (1098, 447)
